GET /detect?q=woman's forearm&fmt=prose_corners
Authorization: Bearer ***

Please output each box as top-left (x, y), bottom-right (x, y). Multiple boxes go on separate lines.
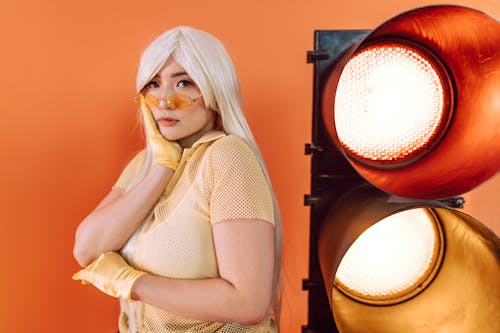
top-left (130, 220), bottom-right (276, 325)
top-left (131, 275), bottom-right (271, 325)
top-left (73, 165), bottom-right (174, 266)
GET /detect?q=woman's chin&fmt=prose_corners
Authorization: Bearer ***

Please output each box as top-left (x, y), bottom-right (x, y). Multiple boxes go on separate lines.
top-left (159, 130), bottom-right (180, 142)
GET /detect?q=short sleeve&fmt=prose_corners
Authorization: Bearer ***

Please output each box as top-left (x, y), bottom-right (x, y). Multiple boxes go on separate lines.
top-left (207, 136), bottom-right (274, 225)
top-left (112, 149), bottom-right (147, 190)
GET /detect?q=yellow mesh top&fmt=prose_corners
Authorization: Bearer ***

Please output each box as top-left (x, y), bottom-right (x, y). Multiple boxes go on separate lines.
top-left (113, 149), bottom-right (148, 190)
top-left (114, 131), bottom-right (276, 333)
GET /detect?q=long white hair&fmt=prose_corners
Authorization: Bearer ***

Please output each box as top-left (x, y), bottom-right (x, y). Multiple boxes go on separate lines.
top-left (132, 26), bottom-right (282, 327)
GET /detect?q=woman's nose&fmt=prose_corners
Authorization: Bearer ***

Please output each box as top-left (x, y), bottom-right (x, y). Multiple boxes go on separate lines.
top-left (158, 97), bottom-right (172, 110)
top-left (157, 92), bottom-right (175, 110)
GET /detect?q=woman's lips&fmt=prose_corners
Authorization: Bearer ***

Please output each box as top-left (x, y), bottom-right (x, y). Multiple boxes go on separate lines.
top-left (157, 117), bottom-right (179, 127)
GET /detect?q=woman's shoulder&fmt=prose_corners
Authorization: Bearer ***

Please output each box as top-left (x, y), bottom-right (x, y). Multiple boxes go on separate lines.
top-left (113, 148), bottom-right (148, 190)
top-left (209, 134), bottom-right (252, 153)
top-left (204, 134), bottom-right (260, 171)
top-left (126, 148), bottom-right (148, 168)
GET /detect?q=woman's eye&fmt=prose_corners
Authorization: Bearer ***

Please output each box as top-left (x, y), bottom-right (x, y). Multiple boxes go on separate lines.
top-left (177, 79), bottom-right (194, 88)
top-left (145, 81), bottom-right (160, 89)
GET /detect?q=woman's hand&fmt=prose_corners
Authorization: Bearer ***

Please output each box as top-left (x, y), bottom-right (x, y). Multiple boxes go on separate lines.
top-left (73, 251), bottom-right (147, 300)
top-left (138, 94), bottom-right (182, 170)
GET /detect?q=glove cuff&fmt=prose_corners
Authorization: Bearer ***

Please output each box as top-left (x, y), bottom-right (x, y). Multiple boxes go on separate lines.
top-left (116, 267), bottom-right (148, 300)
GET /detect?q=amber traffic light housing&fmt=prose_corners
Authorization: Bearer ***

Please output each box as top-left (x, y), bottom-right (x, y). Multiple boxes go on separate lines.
top-left (317, 185), bottom-right (500, 333)
top-left (304, 5), bottom-right (500, 333)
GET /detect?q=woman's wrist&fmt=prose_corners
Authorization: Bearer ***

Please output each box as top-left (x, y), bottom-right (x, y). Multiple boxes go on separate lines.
top-left (130, 274), bottom-right (149, 301)
top-left (148, 163), bottom-right (175, 183)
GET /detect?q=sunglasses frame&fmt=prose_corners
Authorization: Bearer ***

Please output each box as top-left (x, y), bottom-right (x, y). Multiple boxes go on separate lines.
top-left (135, 91), bottom-right (202, 109)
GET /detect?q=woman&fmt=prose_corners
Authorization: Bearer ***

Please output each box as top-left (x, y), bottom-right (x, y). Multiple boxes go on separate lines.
top-left (72, 26), bottom-right (282, 332)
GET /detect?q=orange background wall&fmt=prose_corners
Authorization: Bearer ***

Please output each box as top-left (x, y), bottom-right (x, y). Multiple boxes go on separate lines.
top-left (0, 0), bottom-right (498, 332)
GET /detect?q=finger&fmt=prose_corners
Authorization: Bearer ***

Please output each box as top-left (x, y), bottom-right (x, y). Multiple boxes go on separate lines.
top-left (72, 270), bottom-right (91, 285)
top-left (72, 270), bottom-right (86, 281)
top-left (138, 94), bottom-right (161, 138)
top-left (72, 271), bottom-right (92, 285)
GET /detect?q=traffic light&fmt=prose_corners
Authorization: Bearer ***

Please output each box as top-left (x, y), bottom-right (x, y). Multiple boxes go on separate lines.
top-left (303, 5), bottom-right (500, 333)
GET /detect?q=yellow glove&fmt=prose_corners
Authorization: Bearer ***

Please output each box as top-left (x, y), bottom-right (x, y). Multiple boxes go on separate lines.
top-left (138, 94), bottom-right (182, 170)
top-left (72, 252), bottom-right (147, 300)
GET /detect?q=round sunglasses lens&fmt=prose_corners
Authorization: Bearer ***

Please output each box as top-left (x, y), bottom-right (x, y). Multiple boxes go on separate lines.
top-left (144, 93), bottom-right (160, 109)
top-left (168, 93), bottom-right (193, 109)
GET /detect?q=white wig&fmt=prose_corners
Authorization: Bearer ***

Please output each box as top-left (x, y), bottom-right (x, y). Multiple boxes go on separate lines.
top-left (134, 26), bottom-right (282, 327)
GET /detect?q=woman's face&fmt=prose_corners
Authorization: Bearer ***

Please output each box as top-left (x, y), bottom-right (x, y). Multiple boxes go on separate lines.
top-left (143, 57), bottom-right (216, 148)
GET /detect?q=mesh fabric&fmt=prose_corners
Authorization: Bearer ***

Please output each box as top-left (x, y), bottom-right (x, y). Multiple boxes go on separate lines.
top-left (114, 131), bottom-right (276, 332)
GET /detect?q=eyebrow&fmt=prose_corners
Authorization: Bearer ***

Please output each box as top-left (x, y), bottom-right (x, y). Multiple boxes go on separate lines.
top-left (171, 71), bottom-right (189, 78)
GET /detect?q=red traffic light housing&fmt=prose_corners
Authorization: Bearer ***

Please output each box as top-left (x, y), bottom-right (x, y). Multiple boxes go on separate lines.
top-left (321, 5), bottom-right (500, 199)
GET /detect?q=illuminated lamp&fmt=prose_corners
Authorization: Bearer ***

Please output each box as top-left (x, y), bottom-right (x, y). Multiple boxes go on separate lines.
top-left (321, 5), bottom-right (500, 199)
top-left (317, 185), bottom-right (500, 333)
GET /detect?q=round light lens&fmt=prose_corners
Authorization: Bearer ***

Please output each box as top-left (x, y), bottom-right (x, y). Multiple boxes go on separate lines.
top-left (335, 208), bottom-right (443, 304)
top-left (334, 43), bottom-right (448, 165)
